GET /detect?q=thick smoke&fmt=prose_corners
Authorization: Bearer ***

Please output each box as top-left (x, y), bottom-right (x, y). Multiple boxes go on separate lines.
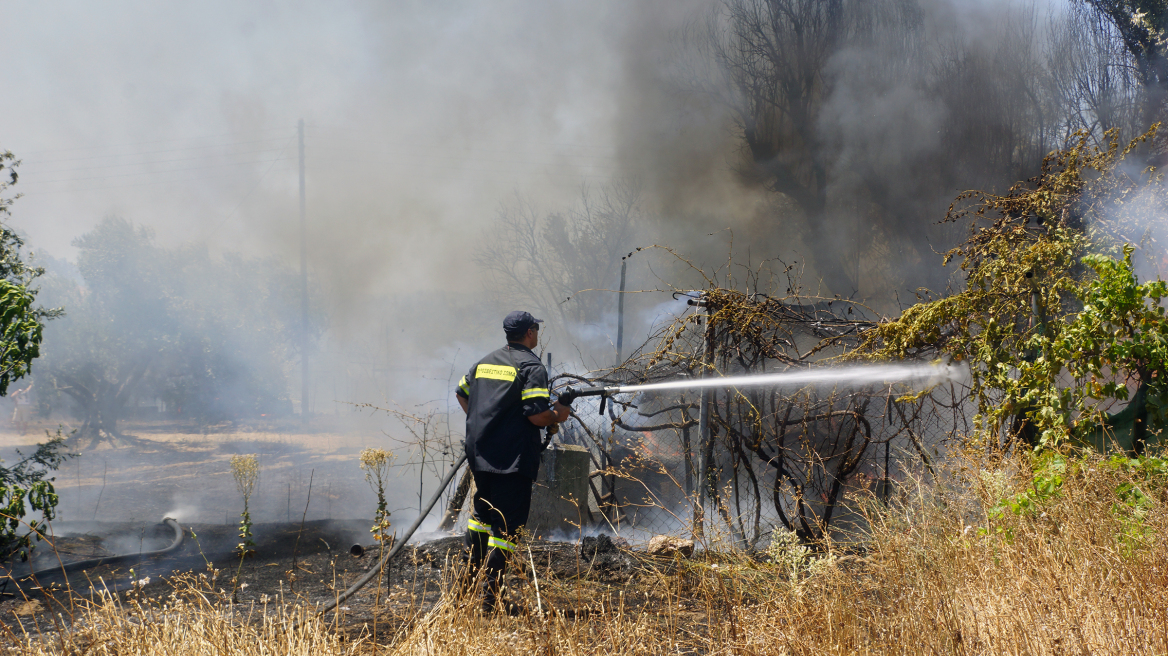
top-left (611, 0), bottom-right (1078, 306)
top-left (0, 0), bottom-right (1101, 531)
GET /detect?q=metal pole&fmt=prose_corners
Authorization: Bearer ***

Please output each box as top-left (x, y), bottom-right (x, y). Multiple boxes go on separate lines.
top-left (616, 258), bottom-right (627, 365)
top-left (299, 119), bottom-right (309, 420)
top-left (694, 293), bottom-right (713, 538)
top-left (883, 432), bottom-right (891, 504)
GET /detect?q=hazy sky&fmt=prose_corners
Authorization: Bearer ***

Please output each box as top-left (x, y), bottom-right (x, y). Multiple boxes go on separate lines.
top-left (2, 1), bottom-right (685, 297)
top-left (1, 0), bottom-right (1074, 387)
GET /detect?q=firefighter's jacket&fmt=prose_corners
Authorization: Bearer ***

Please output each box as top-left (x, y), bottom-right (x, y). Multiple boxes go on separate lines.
top-left (456, 343), bottom-right (550, 479)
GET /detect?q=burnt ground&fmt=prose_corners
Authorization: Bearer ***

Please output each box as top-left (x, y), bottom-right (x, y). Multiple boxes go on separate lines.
top-left (0, 421), bottom-right (714, 646)
top-left (0, 520), bottom-right (677, 643)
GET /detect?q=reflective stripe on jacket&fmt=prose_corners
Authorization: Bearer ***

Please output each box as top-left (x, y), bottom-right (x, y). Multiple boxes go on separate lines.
top-left (456, 343), bottom-right (550, 478)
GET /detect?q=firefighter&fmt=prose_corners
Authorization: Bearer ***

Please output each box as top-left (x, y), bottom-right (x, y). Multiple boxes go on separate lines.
top-left (455, 310), bottom-right (571, 612)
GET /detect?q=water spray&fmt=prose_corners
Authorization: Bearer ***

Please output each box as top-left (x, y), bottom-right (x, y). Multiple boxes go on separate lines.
top-left (310, 362), bottom-right (957, 619)
top-left (558, 363), bottom-right (958, 413)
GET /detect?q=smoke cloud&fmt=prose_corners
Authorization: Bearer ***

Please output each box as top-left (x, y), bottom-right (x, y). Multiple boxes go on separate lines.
top-left (0, 0), bottom-right (1088, 528)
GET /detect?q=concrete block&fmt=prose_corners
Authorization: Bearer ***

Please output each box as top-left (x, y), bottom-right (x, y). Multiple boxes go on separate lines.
top-left (527, 444), bottom-right (591, 537)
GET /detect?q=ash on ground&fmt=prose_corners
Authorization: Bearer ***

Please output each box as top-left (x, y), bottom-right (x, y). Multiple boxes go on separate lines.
top-left (0, 520), bottom-right (666, 638)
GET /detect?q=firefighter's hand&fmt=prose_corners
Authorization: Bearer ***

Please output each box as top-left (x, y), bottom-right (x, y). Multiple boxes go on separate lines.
top-left (556, 387), bottom-right (579, 407)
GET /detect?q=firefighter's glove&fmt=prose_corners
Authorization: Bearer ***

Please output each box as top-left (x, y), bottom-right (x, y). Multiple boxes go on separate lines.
top-left (555, 387), bottom-right (579, 408)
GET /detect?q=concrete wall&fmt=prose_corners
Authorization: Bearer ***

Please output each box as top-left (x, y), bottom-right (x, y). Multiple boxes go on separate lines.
top-left (527, 443), bottom-right (590, 538)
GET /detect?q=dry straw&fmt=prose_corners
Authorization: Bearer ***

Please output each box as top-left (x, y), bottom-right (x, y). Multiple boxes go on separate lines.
top-left (6, 448), bottom-right (1165, 655)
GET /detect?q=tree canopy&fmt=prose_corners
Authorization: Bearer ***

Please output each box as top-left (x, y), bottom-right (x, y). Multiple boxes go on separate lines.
top-left (855, 127), bottom-right (1168, 451)
top-left (0, 151), bottom-right (55, 397)
top-left (0, 149), bottom-right (68, 560)
top-left (37, 217), bottom-right (315, 447)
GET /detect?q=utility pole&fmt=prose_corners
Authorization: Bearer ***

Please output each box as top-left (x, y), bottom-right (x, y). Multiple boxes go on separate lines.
top-left (616, 257), bottom-right (627, 366)
top-left (689, 291), bottom-right (713, 539)
top-left (299, 119), bottom-right (309, 421)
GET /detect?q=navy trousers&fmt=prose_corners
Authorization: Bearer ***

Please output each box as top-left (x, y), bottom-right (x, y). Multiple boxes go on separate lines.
top-left (464, 470), bottom-right (533, 602)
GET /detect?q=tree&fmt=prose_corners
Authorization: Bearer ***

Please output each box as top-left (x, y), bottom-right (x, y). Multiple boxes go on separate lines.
top-left (1048, 2), bottom-right (1146, 145)
top-left (475, 179), bottom-right (648, 350)
top-left (39, 218), bottom-right (170, 446)
top-left (704, 0), bottom-right (857, 295)
top-left (1082, 0), bottom-right (1168, 125)
top-left (702, 0), bottom-right (1065, 298)
top-left (0, 150), bottom-right (69, 559)
top-left (157, 246), bottom-right (306, 424)
top-left (38, 218), bottom-right (310, 447)
top-left (856, 128), bottom-right (1168, 451)
top-left (0, 151), bottom-right (57, 395)
top-left (0, 434), bottom-right (69, 561)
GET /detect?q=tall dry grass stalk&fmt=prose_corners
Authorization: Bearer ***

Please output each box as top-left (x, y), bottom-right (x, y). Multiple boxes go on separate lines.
top-left (230, 453), bottom-right (260, 557)
top-left (7, 449), bottom-right (1166, 655)
top-left (229, 453), bottom-right (260, 603)
top-left (359, 447), bottom-right (395, 545)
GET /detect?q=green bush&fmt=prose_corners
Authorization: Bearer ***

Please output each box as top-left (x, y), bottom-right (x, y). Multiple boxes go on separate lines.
top-left (0, 432), bottom-right (70, 560)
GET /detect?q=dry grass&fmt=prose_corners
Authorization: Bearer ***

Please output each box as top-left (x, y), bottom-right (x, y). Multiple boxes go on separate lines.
top-left (5, 450), bottom-right (1166, 655)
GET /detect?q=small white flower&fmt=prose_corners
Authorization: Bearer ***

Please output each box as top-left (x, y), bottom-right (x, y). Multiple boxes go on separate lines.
top-left (135, 577), bottom-right (151, 587)
top-left (240, 583), bottom-right (249, 589)
top-left (340, 606), bottom-right (351, 611)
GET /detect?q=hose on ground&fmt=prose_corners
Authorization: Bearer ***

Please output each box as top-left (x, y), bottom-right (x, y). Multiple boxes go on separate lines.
top-left (314, 454), bottom-right (467, 617)
top-left (2, 518), bottom-right (185, 595)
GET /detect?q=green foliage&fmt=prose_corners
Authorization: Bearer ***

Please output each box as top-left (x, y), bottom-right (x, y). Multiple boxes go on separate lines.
top-left (0, 150), bottom-right (58, 397)
top-left (0, 280), bottom-right (43, 395)
top-left (1057, 248), bottom-right (1168, 431)
top-left (0, 150), bottom-right (69, 560)
top-left (855, 127), bottom-right (1168, 448)
top-left (1103, 452), bottom-right (1167, 554)
top-left (980, 450), bottom-right (1166, 553)
top-left (985, 453), bottom-right (1067, 524)
top-left (0, 432), bottom-right (72, 560)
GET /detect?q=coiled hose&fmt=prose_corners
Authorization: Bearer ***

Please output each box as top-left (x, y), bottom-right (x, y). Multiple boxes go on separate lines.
top-left (314, 454), bottom-right (467, 617)
top-left (2, 518), bottom-right (185, 594)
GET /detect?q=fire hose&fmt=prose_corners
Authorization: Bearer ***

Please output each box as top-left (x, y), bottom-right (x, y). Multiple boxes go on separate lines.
top-left (2, 518), bottom-right (185, 595)
top-left (313, 453), bottom-right (468, 617)
top-left (314, 392), bottom-right (599, 617)
top-left (315, 368), bottom-right (951, 617)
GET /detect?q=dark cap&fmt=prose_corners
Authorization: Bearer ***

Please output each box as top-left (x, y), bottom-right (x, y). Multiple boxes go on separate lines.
top-left (503, 310), bottom-right (543, 334)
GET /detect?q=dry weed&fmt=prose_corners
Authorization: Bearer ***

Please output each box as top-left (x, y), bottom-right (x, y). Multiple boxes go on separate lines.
top-left (4, 450), bottom-right (1165, 655)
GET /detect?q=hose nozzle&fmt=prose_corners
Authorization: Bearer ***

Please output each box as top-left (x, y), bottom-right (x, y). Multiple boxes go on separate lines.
top-left (556, 385), bottom-right (621, 414)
